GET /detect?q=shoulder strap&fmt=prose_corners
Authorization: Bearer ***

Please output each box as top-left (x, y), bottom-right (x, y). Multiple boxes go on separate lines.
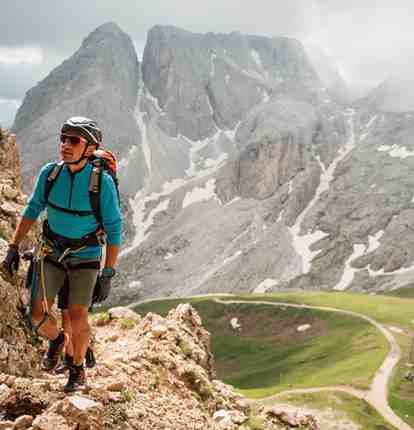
top-left (44, 161), bottom-right (64, 203)
top-left (89, 160), bottom-right (103, 227)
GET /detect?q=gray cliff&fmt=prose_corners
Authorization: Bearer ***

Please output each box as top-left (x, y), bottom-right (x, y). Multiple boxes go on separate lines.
top-left (13, 22), bottom-right (146, 195)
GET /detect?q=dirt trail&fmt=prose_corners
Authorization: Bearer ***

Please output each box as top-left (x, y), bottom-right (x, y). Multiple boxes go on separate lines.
top-left (214, 298), bottom-right (413, 430)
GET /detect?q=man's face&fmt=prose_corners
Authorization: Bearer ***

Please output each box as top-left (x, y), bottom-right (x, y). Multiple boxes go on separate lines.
top-left (60, 130), bottom-right (89, 163)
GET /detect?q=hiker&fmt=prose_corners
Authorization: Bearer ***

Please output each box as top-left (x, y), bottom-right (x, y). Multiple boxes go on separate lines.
top-left (1, 117), bottom-right (122, 392)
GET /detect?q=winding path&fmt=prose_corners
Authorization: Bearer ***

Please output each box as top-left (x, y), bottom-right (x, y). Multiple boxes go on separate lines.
top-left (214, 298), bottom-right (412, 430)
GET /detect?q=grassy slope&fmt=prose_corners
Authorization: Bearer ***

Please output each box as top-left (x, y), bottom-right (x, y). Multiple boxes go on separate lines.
top-left (134, 298), bottom-right (387, 398)
top-left (224, 292), bottom-right (414, 424)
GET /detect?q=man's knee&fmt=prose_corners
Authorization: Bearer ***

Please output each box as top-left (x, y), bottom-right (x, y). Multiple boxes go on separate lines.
top-left (68, 305), bottom-right (89, 325)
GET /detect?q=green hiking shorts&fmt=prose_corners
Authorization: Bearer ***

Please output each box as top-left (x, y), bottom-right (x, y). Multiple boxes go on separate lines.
top-left (39, 258), bottom-right (100, 308)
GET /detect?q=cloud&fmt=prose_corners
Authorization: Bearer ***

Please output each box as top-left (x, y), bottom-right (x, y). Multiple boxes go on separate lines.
top-left (1, 0), bottom-right (414, 104)
top-left (0, 47), bottom-right (43, 66)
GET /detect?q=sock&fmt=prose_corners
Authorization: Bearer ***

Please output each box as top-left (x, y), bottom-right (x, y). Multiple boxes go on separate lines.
top-left (64, 354), bottom-right (73, 365)
top-left (72, 363), bottom-right (84, 371)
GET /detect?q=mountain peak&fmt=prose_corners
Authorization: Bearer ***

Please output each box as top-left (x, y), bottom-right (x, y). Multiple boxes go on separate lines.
top-left (82, 21), bottom-right (126, 47)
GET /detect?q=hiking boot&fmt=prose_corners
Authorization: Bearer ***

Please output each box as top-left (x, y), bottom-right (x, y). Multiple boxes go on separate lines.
top-left (40, 331), bottom-right (65, 372)
top-left (63, 365), bottom-right (87, 393)
top-left (55, 354), bottom-right (73, 374)
top-left (85, 347), bottom-right (96, 369)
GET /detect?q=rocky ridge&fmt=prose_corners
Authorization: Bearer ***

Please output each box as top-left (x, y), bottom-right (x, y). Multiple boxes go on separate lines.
top-left (0, 304), bottom-right (319, 430)
top-left (0, 128), bottom-right (38, 377)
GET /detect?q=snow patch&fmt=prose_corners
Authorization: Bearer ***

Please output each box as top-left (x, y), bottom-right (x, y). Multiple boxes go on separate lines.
top-left (185, 129), bottom-right (222, 177)
top-left (210, 51), bottom-right (217, 77)
top-left (223, 250), bottom-right (242, 266)
top-left (129, 280), bottom-right (142, 289)
top-left (368, 263), bottom-right (414, 277)
top-left (333, 244), bottom-right (366, 291)
top-left (251, 49), bottom-right (262, 68)
top-left (377, 144), bottom-right (414, 159)
top-left (224, 121), bottom-right (241, 142)
top-left (120, 178), bottom-right (189, 257)
top-left (297, 324), bottom-right (311, 332)
top-left (366, 230), bottom-right (384, 253)
top-left (204, 153), bottom-right (228, 169)
top-left (225, 196), bottom-right (241, 206)
top-left (134, 85), bottom-right (151, 173)
top-left (230, 317), bottom-right (242, 331)
top-left (182, 178), bottom-right (220, 209)
top-left (254, 278), bottom-right (278, 293)
top-left (146, 89), bottom-right (164, 115)
top-left (289, 111), bottom-right (356, 274)
top-left (288, 179), bottom-right (293, 194)
top-left (366, 115), bottom-right (378, 128)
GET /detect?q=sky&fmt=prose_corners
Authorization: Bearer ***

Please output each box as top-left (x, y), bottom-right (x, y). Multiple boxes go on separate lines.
top-left (1, 0), bottom-right (413, 125)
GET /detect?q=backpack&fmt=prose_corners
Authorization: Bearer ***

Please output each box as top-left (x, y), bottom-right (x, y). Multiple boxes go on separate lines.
top-left (44, 149), bottom-right (120, 228)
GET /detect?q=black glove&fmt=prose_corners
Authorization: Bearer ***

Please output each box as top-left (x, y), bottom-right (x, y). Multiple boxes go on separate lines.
top-left (92, 271), bottom-right (114, 303)
top-left (2, 245), bottom-right (20, 276)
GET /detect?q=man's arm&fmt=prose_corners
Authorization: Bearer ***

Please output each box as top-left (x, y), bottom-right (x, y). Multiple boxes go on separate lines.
top-left (10, 217), bottom-right (37, 247)
top-left (104, 244), bottom-right (119, 269)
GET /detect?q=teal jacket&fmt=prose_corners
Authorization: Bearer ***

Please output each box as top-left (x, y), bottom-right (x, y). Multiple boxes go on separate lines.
top-left (23, 162), bottom-right (122, 259)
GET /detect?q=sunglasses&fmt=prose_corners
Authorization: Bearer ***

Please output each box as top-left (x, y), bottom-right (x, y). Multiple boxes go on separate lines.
top-left (60, 134), bottom-right (86, 145)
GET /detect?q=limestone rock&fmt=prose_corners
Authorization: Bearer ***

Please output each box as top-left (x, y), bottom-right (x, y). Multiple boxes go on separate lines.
top-left (108, 306), bottom-right (141, 322)
top-left (13, 22), bottom-right (145, 195)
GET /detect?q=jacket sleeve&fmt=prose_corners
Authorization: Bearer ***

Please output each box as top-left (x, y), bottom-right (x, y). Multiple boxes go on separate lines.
top-left (100, 173), bottom-right (123, 246)
top-left (22, 163), bottom-right (54, 220)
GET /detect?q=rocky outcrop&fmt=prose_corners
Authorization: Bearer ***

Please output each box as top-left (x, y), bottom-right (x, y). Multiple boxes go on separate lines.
top-left (0, 128), bottom-right (39, 377)
top-left (13, 22), bottom-right (145, 191)
top-left (218, 99), bottom-right (318, 200)
top-left (0, 304), bottom-right (319, 430)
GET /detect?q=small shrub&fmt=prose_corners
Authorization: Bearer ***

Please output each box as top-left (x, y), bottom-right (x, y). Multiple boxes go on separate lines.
top-left (120, 318), bottom-right (137, 330)
top-left (182, 369), bottom-right (213, 401)
top-left (178, 338), bottom-right (192, 357)
top-left (95, 312), bottom-right (111, 326)
top-left (149, 370), bottom-right (161, 389)
top-left (245, 417), bottom-right (266, 430)
top-left (120, 389), bottom-right (135, 402)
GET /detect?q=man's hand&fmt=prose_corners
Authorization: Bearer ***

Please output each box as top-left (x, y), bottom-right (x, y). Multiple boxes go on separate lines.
top-left (2, 245), bottom-right (20, 276)
top-left (92, 268), bottom-right (115, 303)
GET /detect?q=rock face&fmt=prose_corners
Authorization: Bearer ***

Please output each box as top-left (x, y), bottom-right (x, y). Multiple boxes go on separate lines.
top-left (0, 303), bottom-right (319, 430)
top-left (13, 22), bottom-right (145, 194)
top-left (143, 26), bottom-right (319, 141)
top-left (0, 128), bottom-right (39, 377)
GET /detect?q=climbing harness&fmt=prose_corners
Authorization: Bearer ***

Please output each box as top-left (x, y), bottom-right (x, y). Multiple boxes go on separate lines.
top-left (24, 222), bottom-right (100, 334)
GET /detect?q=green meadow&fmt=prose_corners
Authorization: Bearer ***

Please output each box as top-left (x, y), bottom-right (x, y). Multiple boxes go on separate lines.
top-left (134, 297), bottom-right (387, 397)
